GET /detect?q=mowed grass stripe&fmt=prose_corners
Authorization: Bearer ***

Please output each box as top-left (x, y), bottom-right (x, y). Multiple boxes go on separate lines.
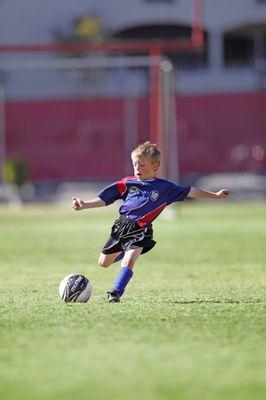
top-left (0, 202), bottom-right (265, 400)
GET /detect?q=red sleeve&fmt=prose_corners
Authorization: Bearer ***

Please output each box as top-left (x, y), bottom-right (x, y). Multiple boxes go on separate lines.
top-left (98, 176), bottom-right (135, 205)
top-left (116, 176), bottom-right (135, 196)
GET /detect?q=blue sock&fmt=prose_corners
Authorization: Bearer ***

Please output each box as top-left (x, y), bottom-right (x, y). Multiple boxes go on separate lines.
top-left (113, 251), bottom-right (125, 263)
top-left (112, 266), bottom-right (133, 296)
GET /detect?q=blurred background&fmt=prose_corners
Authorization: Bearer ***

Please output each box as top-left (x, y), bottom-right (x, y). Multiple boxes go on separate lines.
top-left (0, 0), bottom-right (265, 203)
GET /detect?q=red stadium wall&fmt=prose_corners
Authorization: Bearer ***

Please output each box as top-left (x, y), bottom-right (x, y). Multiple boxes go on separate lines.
top-left (6, 98), bottom-right (135, 180)
top-left (5, 92), bottom-right (266, 180)
top-left (176, 92), bottom-right (266, 174)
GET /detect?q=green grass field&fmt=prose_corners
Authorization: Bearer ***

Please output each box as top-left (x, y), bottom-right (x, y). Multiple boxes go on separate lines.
top-left (0, 202), bottom-right (265, 400)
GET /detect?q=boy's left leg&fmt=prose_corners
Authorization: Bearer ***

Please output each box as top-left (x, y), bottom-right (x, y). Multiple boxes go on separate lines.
top-left (98, 252), bottom-right (122, 268)
top-left (108, 247), bottom-right (143, 302)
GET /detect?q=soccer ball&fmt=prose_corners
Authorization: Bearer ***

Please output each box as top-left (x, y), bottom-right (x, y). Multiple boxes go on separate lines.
top-left (59, 273), bottom-right (92, 303)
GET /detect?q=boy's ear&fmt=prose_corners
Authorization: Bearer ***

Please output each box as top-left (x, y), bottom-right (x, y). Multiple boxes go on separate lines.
top-left (153, 162), bottom-right (160, 172)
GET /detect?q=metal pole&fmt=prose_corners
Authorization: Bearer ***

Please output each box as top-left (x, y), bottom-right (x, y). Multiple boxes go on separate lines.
top-left (0, 71), bottom-right (6, 182)
top-left (192, 0), bottom-right (204, 47)
top-left (160, 60), bottom-right (179, 184)
top-left (149, 48), bottom-right (162, 145)
top-left (123, 95), bottom-right (138, 175)
top-left (169, 65), bottom-right (179, 185)
top-left (161, 60), bottom-right (172, 180)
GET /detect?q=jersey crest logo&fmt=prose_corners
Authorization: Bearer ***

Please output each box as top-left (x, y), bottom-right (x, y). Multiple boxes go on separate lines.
top-left (129, 186), bottom-right (139, 194)
top-left (150, 190), bottom-right (159, 201)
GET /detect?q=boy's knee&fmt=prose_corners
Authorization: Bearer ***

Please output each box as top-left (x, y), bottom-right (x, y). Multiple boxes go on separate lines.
top-left (121, 258), bottom-right (134, 268)
top-left (120, 248), bottom-right (142, 268)
top-left (98, 255), bottom-right (110, 268)
top-left (98, 261), bottom-right (109, 268)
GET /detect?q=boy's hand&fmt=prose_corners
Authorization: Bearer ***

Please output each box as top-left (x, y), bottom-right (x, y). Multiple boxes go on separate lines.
top-left (215, 189), bottom-right (230, 199)
top-left (72, 196), bottom-right (86, 211)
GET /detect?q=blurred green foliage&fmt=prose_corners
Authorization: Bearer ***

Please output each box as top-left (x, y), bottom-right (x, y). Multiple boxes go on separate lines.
top-left (2, 157), bottom-right (28, 187)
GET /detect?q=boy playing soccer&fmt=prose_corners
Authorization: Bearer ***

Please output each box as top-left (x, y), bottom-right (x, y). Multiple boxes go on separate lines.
top-left (72, 141), bottom-right (229, 302)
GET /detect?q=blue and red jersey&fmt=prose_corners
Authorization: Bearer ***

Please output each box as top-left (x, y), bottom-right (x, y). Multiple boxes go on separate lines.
top-left (98, 176), bottom-right (191, 227)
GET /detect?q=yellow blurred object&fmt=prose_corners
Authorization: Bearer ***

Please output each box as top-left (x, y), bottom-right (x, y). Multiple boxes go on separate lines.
top-left (75, 16), bottom-right (102, 40)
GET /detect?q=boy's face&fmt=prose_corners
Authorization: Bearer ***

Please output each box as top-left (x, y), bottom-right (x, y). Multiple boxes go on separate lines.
top-left (131, 155), bottom-right (159, 180)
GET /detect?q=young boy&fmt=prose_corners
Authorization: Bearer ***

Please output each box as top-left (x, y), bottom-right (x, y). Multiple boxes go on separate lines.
top-left (72, 141), bottom-right (229, 302)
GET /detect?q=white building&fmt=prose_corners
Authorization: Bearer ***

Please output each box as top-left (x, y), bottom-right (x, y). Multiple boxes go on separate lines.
top-left (0, 0), bottom-right (266, 93)
top-left (0, 1), bottom-right (265, 181)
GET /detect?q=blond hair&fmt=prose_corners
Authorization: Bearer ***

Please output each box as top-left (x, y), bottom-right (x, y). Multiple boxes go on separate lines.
top-left (131, 141), bottom-right (161, 165)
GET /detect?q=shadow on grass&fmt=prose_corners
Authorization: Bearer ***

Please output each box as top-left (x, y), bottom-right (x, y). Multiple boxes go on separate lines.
top-left (169, 299), bottom-right (264, 304)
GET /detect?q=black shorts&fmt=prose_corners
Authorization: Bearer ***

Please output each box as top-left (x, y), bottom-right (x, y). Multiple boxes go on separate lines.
top-left (102, 216), bottom-right (156, 255)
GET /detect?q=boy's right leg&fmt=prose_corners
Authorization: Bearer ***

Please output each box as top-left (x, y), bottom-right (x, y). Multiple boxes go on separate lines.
top-left (108, 247), bottom-right (143, 302)
top-left (98, 252), bottom-right (122, 268)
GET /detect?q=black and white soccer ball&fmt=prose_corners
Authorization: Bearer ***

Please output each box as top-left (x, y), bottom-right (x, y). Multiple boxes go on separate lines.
top-left (59, 274), bottom-right (92, 303)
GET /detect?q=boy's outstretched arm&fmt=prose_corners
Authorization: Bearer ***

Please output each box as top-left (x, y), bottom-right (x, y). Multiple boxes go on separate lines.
top-left (188, 187), bottom-right (230, 199)
top-left (72, 196), bottom-right (105, 211)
